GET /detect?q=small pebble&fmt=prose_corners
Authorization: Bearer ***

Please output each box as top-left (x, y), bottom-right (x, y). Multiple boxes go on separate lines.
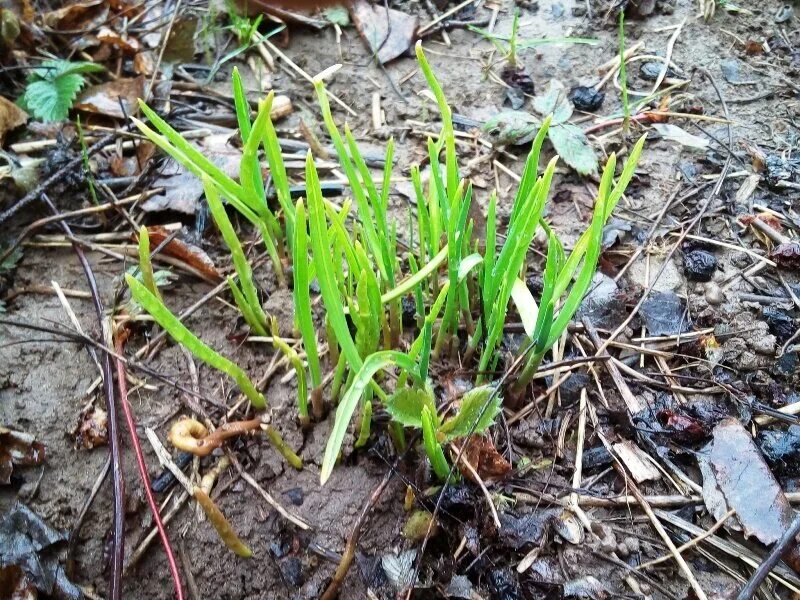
top-left (705, 282), bottom-right (725, 305)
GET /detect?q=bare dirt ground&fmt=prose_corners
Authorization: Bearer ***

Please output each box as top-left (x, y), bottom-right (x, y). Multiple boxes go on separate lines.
top-left (2, 0), bottom-right (800, 598)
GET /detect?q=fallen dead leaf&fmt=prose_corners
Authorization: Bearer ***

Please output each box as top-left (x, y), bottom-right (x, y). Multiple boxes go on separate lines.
top-left (140, 226), bottom-right (222, 282)
top-left (0, 503), bottom-right (82, 599)
top-left (42, 0), bottom-right (107, 30)
top-left (0, 426), bottom-right (46, 485)
top-left (0, 95), bottom-right (27, 143)
top-left (75, 76), bottom-right (144, 119)
top-left (97, 26), bottom-right (141, 54)
top-left (133, 50), bottom-right (156, 76)
top-left (458, 435), bottom-right (511, 482)
top-left (700, 418), bottom-right (792, 545)
top-left (350, 0), bottom-right (417, 64)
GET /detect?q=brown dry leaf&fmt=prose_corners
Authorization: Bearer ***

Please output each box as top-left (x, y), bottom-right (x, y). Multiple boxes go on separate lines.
top-left (744, 40), bottom-right (765, 55)
top-left (458, 435), bottom-right (511, 482)
top-left (97, 26), bottom-right (141, 54)
top-left (133, 50), bottom-right (156, 76)
top-left (42, 0), bottom-right (107, 30)
top-left (0, 95), bottom-right (27, 143)
top-left (0, 426), bottom-right (46, 485)
top-left (350, 0), bottom-right (417, 64)
top-left (143, 226), bottom-right (222, 282)
top-left (71, 405), bottom-right (108, 450)
top-left (74, 76), bottom-right (144, 119)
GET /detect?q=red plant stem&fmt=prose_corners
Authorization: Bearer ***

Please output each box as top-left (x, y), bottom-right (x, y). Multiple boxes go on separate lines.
top-left (42, 193), bottom-right (125, 600)
top-left (114, 335), bottom-right (185, 600)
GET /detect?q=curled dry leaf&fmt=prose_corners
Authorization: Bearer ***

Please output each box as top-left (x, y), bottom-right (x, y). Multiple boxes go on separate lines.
top-left (42, 0), bottom-right (107, 30)
top-left (74, 76), bottom-right (144, 119)
top-left (97, 26), bottom-right (141, 54)
top-left (133, 50), bottom-right (156, 76)
top-left (0, 95), bottom-right (27, 143)
top-left (137, 226), bottom-right (222, 282)
top-left (458, 434), bottom-right (511, 482)
top-left (71, 405), bottom-right (108, 450)
top-left (0, 426), bottom-right (46, 485)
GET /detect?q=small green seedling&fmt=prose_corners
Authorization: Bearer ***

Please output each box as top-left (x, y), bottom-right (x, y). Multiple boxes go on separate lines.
top-left (386, 385), bottom-right (502, 480)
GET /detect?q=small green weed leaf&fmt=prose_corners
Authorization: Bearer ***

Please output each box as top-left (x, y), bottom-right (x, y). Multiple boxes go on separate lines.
top-left (533, 80), bottom-right (572, 124)
top-left (23, 60), bottom-right (103, 122)
top-left (548, 123), bottom-right (598, 175)
top-left (440, 386), bottom-right (501, 440)
top-left (386, 387), bottom-right (437, 429)
top-left (482, 110), bottom-right (540, 146)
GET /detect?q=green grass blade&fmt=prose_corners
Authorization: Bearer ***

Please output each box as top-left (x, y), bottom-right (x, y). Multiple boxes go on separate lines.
top-left (321, 350), bottom-right (419, 484)
top-left (305, 152), bottom-right (362, 371)
top-left (204, 178), bottom-right (268, 332)
top-left (293, 199), bottom-right (321, 389)
top-left (137, 226), bottom-right (161, 301)
top-left (270, 318), bottom-right (308, 424)
top-left (126, 274), bottom-right (265, 408)
top-left (422, 405), bottom-right (450, 480)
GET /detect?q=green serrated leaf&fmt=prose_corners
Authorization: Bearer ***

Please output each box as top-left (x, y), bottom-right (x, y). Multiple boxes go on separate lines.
top-left (386, 387), bottom-right (437, 429)
top-left (548, 123), bottom-right (598, 175)
top-left (439, 385), bottom-right (501, 440)
top-left (533, 80), bottom-right (573, 124)
top-left (23, 74), bottom-right (85, 122)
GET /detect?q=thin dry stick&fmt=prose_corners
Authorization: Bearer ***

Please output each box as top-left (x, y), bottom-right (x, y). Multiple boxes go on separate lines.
top-left (568, 389), bottom-right (594, 534)
top-left (608, 443), bottom-right (709, 600)
top-left (639, 508), bottom-right (736, 569)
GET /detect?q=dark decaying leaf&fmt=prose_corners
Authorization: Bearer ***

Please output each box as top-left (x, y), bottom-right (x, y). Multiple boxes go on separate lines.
top-left (0, 427), bottom-right (45, 485)
top-left (771, 242), bottom-right (800, 270)
top-left (498, 512), bottom-right (549, 550)
top-left (757, 425), bottom-right (800, 476)
top-left (656, 409), bottom-right (710, 444)
top-left (501, 65), bottom-right (535, 95)
top-left (640, 291), bottom-right (691, 336)
top-left (682, 249), bottom-right (717, 282)
top-left (350, 0), bottom-right (417, 65)
top-left (161, 17), bottom-right (198, 63)
top-left (700, 418), bottom-right (793, 545)
top-left (569, 86), bottom-right (604, 112)
top-left (0, 503), bottom-right (82, 599)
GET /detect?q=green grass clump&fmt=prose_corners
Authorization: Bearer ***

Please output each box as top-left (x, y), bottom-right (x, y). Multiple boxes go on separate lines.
top-left (129, 41), bottom-right (644, 486)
